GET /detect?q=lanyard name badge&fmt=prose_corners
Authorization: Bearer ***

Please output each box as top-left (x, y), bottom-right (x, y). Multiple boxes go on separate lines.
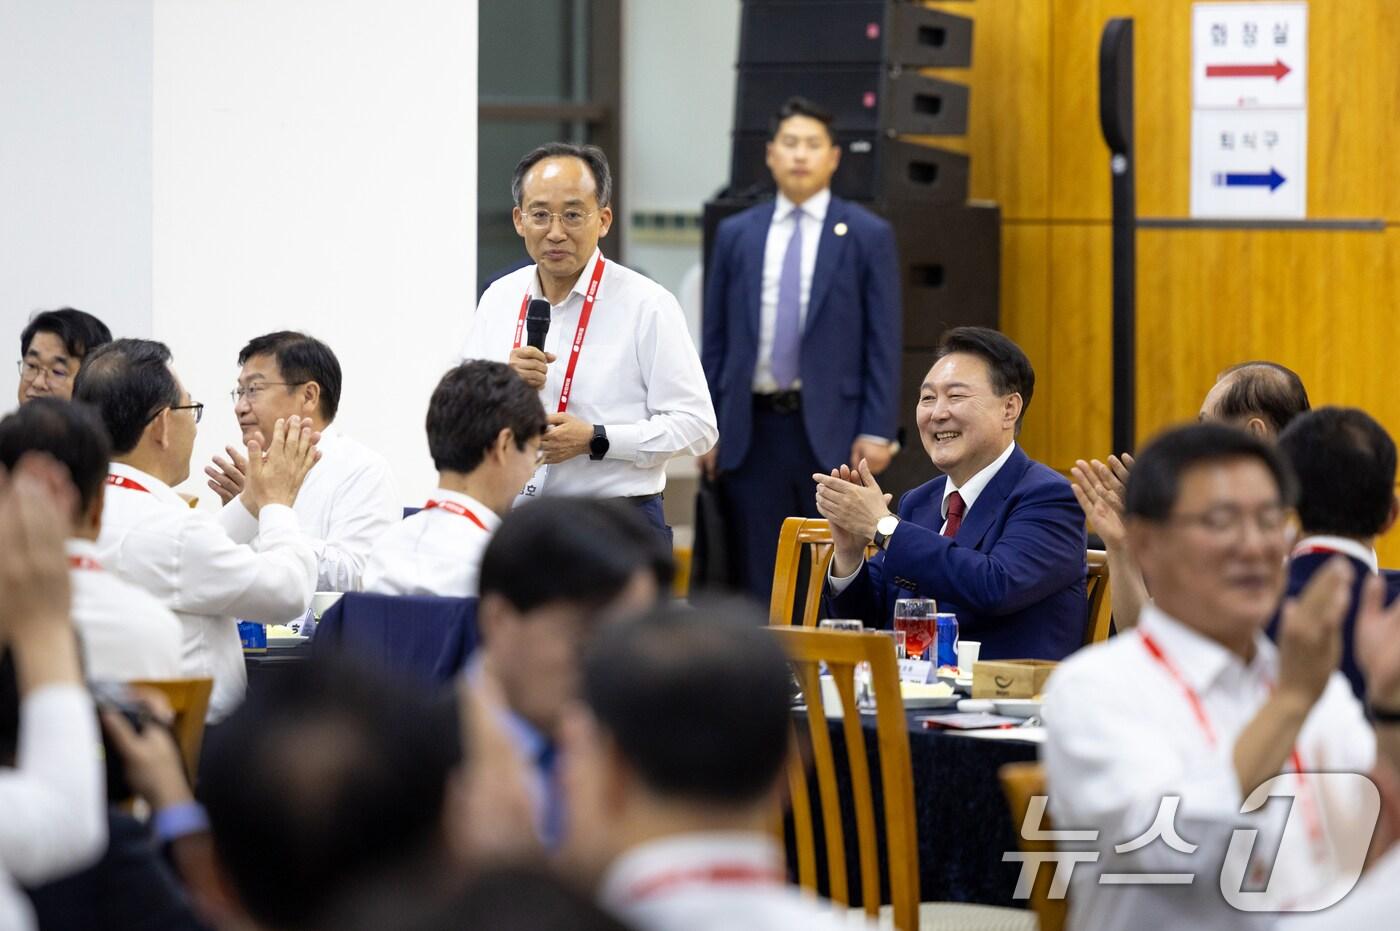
top-left (511, 254), bottom-right (605, 507)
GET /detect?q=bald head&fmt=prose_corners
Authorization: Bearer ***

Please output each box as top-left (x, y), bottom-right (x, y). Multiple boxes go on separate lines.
top-left (1199, 361), bottom-right (1310, 439)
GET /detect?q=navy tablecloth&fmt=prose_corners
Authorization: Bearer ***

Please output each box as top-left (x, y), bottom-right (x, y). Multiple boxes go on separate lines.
top-left (790, 709), bottom-right (1038, 909)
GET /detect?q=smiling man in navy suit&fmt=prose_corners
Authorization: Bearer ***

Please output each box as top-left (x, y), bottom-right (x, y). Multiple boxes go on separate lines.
top-left (701, 96), bottom-right (901, 601)
top-left (817, 327), bottom-right (1087, 661)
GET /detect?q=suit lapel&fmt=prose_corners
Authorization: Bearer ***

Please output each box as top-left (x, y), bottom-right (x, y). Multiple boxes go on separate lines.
top-left (744, 202), bottom-right (777, 344)
top-left (955, 447), bottom-right (1030, 550)
top-left (804, 197), bottom-right (849, 335)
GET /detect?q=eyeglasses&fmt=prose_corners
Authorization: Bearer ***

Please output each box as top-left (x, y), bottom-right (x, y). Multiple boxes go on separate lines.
top-left (231, 382), bottom-right (305, 403)
top-left (1167, 503), bottom-right (1292, 538)
top-left (17, 358), bottom-right (71, 384)
top-left (168, 402), bottom-right (205, 425)
top-left (522, 208), bottom-right (597, 231)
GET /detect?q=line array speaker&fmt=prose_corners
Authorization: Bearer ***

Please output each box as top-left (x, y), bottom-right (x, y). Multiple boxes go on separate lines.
top-left (739, 1), bottom-right (972, 69)
top-left (728, 131), bottom-right (969, 204)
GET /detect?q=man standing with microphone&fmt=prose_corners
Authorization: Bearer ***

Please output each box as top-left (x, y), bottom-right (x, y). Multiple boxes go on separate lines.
top-left (702, 97), bottom-right (902, 602)
top-left (462, 143), bottom-right (716, 546)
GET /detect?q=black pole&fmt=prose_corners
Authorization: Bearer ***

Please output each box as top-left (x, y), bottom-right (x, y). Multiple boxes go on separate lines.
top-left (1098, 19), bottom-right (1136, 455)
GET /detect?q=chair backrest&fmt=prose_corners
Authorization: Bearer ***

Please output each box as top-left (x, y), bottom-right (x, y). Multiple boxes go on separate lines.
top-left (998, 761), bottom-right (1066, 931)
top-left (769, 518), bottom-right (877, 627)
top-left (1084, 549), bottom-right (1112, 645)
top-left (129, 677), bottom-right (213, 785)
top-left (767, 626), bottom-right (919, 931)
top-left (313, 593), bottom-right (480, 684)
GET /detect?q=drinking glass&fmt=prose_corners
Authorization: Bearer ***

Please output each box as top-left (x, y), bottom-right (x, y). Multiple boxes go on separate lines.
top-left (893, 598), bottom-right (938, 661)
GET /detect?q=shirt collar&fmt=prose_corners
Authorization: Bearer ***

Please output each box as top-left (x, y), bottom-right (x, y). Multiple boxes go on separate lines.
top-left (942, 440), bottom-right (1017, 520)
top-left (1137, 602), bottom-right (1277, 694)
top-left (107, 461), bottom-right (185, 507)
top-left (599, 832), bottom-right (784, 911)
top-left (773, 188), bottom-right (831, 226)
top-left (1293, 534), bottom-right (1379, 573)
top-left (429, 488), bottom-right (503, 529)
top-left (533, 247), bottom-right (604, 308)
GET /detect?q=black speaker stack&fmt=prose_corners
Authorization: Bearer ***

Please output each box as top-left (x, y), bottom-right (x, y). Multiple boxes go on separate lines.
top-left (703, 0), bottom-right (1001, 497)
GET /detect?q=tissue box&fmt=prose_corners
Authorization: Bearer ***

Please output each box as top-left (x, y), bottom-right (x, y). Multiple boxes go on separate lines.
top-left (971, 659), bottom-right (1057, 699)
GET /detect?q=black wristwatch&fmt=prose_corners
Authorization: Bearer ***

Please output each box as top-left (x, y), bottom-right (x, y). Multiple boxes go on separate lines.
top-left (589, 424), bottom-right (610, 461)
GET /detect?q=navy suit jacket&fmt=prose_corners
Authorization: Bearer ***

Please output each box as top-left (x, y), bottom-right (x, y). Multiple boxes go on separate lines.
top-left (702, 195), bottom-right (901, 471)
top-left (828, 446), bottom-right (1088, 661)
top-left (1267, 552), bottom-right (1400, 703)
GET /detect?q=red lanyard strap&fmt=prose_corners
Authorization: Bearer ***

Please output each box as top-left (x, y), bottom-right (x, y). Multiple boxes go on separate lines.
top-left (106, 474), bottom-right (151, 494)
top-left (422, 499), bottom-right (489, 532)
top-left (621, 864), bottom-right (785, 904)
top-left (511, 254), bottom-right (606, 414)
top-left (68, 554), bottom-right (103, 571)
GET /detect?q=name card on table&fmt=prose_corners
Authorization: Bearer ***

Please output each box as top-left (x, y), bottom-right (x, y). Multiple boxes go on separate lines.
top-left (898, 658), bottom-right (936, 683)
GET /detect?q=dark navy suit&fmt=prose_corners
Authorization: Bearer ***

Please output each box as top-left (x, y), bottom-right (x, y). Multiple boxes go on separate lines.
top-left (702, 194), bottom-right (900, 600)
top-left (828, 446), bottom-right (1088, 661)
top-left (1267, 550), bottom-right (1400, 703)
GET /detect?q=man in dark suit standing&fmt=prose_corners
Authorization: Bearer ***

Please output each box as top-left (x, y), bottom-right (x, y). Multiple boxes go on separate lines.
top-left (701, 97), bottom-right (901, 602)
top-left (816, 327), bottom-right (1087, 661)
top-left (1273, 406), bottom-right (1400, 703)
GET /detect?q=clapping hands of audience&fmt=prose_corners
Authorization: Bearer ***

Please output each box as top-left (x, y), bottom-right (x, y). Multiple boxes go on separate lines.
top-left (237, 416), bottom-right (321, 516)
top-left (813, 459), bottom-right (894, 573)
top-left (205, 444), bottom-right (250, 505)
top-left (1276, 556), bottom-right (1353, 710)
top-left (1071, 453), bottom-right (1133, 547)
top-left (0, 454), bottom-right (77, 659)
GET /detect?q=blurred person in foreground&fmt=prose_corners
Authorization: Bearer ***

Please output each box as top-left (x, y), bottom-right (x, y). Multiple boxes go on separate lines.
top-left (0, 455), bottom-right (107, 929)
top-left (1044, 423), bottom-right (1400, 930)
top-left (74, 339), bottom-right (319, 722)
top-left (561, 600), bottom-right (874, 931)
top-left (1271, 407), bottom-right (1400, 703)
top-left (0, 399), bottom-right (182, 681)
top-left (1074, 360), bottom-right (1312, 630)
top-left (205, 331), bottom-right (400, 594)
top-left (197, 658), bottom-right (465, 931)
top-left (363, 360), bottom-right (547, 597)
top-left (16, 307), bottom-right (112, 405)
top-left (467, 497), bottom-right (672, 849)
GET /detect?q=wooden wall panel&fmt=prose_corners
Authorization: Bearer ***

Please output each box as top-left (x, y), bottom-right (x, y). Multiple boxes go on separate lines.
top-left (998, 223), bottom-right (1052, 461)
top-left (1046, 224), bottom-right (1112, 468)
top-left (917, 0), bottom-right (1052, 219)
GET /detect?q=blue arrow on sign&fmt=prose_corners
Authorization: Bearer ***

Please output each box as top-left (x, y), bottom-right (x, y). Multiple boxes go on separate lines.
top-left (1211, 167), bottom-right (1286, 192)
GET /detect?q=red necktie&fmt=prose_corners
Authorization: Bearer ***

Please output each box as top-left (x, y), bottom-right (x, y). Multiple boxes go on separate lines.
top-left (943, 491), bottom-right (965, 538)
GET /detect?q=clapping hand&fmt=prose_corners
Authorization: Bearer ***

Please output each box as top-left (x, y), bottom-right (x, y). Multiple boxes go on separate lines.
top-left (1356, 573), bottom-right (1400, 710)
top-left (241, 416), bottom-right (321, 516)
top-left (1070, 453), bottom-right (1133, 547)
top-left (1276, 556), bottom-right (1352, 710)
top-left (204, 445), bottom-right (249, 505)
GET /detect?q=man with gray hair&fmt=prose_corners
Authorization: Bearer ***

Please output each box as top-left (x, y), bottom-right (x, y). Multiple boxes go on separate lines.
top-left (461, 143), bottom-right (716, 546)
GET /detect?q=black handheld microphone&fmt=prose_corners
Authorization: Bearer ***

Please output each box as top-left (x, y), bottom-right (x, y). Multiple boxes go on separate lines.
top-left (525, 299), bottom-right (551, 351)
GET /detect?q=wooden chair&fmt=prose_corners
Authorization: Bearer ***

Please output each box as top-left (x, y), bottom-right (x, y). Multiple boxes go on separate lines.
top-left (769, 518), bottom-right (877, 627)
top-left (129, 677), bottom-right (213, 785)
top-left (768, 626), bottom-right (920, 929)
top-left (1084, 549), bottom-right (1113, 645)
top-left (999, 762), bottom-right (1066, 931)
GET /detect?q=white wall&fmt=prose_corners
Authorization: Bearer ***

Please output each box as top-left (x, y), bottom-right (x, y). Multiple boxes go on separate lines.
top-left (0, 0), bottom-right (154, 401)
top-left (621, 0), bottom-right (740, 339)
top-left (152, 0), bottom-right (478, 505)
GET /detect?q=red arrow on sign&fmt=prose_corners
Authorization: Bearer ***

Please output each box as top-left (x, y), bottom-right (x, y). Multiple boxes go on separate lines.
top-left (1205, 59), bottom-right (1291, 81)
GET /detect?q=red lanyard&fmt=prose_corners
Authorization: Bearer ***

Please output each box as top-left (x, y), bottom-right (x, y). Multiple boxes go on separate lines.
top-left (621, 864), bottom-right (785, 904)
top-left (68, 554), bottom-right (103, 571)
top-left (106, 474), bottom-right (151, 494)
top-left (512, 254), bottom-right (605, 414)
top-left (1139, 629), bottom-right (1326, 860)
top-left (423, 499), bottom-right (489, 531)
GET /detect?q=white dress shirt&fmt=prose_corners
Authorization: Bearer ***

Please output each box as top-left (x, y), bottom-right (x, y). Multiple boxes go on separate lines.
top-left (362, 489), bottom-right (500, 598)
top-left (97, 462), bottom-right (317, 722)
top-left (462, 248), bottom-right (718, 498)
top-left (830, 441), bottom-right (1018, 593)
top-left (218, 425), bottom-right (399, 594)
top-left (1042, 604), bottom-right (1376, 931)
top-left (753, 188), bottom-right (828, 393)
top-left (68, 538), bottom-right (183, 682)
top-left (0, 684), bottom-right (107, 929)
top-left (600, 832), bottom-right (873, 931)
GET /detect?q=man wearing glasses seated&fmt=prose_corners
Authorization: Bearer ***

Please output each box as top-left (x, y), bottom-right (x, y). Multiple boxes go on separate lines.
top-left (16, 307), bottom-right (111, 406)
top-left (73, 339), bottom-right (319, 723)
top-left (462, 143), bottom-right (717, 546)
top-left (204, 330), bottom-right (400, 595)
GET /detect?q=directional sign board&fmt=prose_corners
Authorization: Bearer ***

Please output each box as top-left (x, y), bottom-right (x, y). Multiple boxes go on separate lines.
top-left (1190, 3), bottom-right (1308, 219)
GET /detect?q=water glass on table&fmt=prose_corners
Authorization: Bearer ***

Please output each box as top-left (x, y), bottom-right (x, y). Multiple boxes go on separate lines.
top-left (817, 619), bottom-right (872, 710)
top-left (893, 598), bottom-right (938, 661)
